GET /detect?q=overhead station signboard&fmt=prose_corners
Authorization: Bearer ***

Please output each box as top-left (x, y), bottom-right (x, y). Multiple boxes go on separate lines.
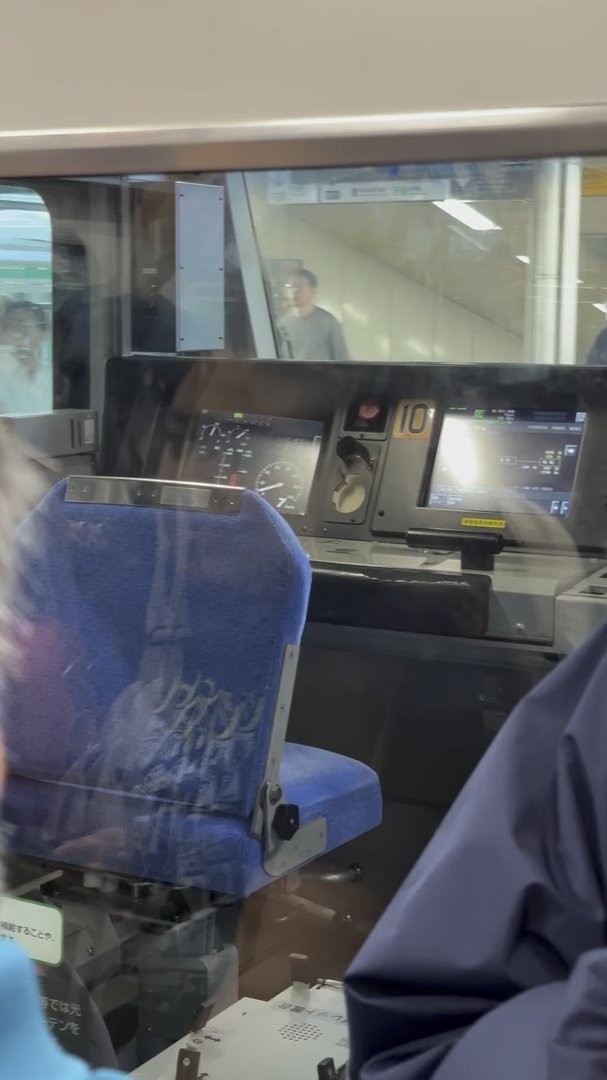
top-left (266, 162), bottom-right (535, 206)
top-left (267, 176), bottom-right (450, 205)
top-left (266, 174), bottom-right (319, 204)
top-left (319, 179), bottom-right (451, 203)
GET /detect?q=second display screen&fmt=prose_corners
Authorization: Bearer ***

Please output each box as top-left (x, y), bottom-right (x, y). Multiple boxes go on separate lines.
top-left (426, 407), bottom-right (587, 516)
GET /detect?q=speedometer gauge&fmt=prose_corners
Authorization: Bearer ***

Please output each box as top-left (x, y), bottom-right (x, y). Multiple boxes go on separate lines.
top-left (186, 410), bottom-right (324, 516)
top-left (255, 461), bottom-right (304, 512)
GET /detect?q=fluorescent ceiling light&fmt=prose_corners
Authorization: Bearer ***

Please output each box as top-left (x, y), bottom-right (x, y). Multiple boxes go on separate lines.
top-left (593, 302), bottom-right (607, 314)
top-left (433, 199), bottom-right (502, 232)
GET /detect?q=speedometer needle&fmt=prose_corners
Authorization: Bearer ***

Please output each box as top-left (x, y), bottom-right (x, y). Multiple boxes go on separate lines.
top-left (258, 482), bottom-right (284, 493)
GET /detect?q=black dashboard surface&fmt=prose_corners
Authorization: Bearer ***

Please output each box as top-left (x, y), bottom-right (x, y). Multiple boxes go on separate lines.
top-left (102, 357), bottom-right (607, 555)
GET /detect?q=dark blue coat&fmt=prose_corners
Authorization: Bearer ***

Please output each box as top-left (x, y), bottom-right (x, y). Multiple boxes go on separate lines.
top-left (586, 328), bottom-right (607, 366)
top-left (346, 621), bottom-right (607, 1078)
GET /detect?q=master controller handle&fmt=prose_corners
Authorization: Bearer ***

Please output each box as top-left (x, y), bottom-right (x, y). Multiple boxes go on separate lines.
top-left (336, 436), bottom-right (373, 471)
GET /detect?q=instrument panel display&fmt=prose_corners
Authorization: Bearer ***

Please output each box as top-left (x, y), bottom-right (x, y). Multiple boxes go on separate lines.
top-left (184, 409), bottom-right (324, 515)
top-left (426, 407), bottom-right (587, 516)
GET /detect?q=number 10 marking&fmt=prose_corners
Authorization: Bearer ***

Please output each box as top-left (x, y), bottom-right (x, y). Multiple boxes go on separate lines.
top-left (393, 400), bottom-right (435, 440)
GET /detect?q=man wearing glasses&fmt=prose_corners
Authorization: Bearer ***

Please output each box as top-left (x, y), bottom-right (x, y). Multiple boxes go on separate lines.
top-left (281, 268), bottom-right (351, 361)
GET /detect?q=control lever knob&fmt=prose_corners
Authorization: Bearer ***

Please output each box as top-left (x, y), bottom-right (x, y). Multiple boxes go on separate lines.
top-left (336, 436), bottom-right (373, 470)
top-left (273, 803), bottom-right (300, 841)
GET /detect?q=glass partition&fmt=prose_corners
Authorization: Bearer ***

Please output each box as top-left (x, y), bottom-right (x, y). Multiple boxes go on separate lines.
top-left (0, 186), bottom-right (52, 414)
top-left (6, 156), bottom-right (607, 417)
top-left (246, 163), bottom-right (533, 364)
top-left (2, 149), bottom-right (607, 1078)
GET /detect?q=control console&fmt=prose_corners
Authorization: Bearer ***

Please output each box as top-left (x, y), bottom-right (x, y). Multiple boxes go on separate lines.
top-left (101, 358), bottom-right (607, 651)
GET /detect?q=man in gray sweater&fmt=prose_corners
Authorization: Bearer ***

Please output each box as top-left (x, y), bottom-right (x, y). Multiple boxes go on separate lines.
top-left (281, 269), bottom-right (351, 361)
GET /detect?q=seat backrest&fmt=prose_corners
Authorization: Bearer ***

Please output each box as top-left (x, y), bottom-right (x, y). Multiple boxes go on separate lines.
top-left (4, 478), bottom-right (311, 820)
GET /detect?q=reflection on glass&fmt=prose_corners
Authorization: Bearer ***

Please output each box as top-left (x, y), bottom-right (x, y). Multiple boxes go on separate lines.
top-left (9, 147), bottom-right (607, 1077)
top-left (0, 189), bottom-right (52, 414)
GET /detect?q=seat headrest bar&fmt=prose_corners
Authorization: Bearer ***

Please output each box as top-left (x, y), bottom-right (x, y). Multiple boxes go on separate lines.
top-left (65, 475), bottom-right (243, 515)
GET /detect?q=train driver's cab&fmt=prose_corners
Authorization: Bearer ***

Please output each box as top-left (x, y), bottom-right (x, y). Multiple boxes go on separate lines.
top-left (1, 147), bottom-right (607, 1078)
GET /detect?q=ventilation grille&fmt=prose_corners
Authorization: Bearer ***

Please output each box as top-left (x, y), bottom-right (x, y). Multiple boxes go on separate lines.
top-left (279, 1022), bottom-right (323, 1042)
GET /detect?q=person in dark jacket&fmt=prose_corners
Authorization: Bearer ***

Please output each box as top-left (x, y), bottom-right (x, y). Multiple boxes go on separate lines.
top-left (586, 326), bottom-right (607, 365)
top-left (346, 618), bottom-right (607, 1079)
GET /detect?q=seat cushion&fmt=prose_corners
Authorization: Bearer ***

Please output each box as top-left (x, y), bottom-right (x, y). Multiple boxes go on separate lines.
top-left (5, 744), bottom-right (381, 897)
top-left (280, 743), bottom-right (382, 849)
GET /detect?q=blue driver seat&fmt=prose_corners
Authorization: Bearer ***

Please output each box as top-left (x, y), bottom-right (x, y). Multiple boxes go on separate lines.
top-left (3, 476), bottom-right (381, 896)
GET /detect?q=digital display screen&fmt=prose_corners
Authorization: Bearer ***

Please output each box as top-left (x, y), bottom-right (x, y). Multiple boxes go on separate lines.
top-left (184, 410), bottom-right (324, 515)
top-left (426, 407), bottom-right (587, 517)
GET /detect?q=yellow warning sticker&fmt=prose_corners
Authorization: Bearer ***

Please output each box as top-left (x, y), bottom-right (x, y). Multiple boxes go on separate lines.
top-left (582, 167), bottom-right (607, 196)
top-left (460, 517), bottom-right (506, 529)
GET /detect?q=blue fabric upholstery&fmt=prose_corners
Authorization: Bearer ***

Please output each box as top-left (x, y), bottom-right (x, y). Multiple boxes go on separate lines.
top-left (4, 479), bottom-right (382, 895)
top-left (6, 480), bottom-right (310, 817)
top-left (4, 746), bottom-right (381, 896)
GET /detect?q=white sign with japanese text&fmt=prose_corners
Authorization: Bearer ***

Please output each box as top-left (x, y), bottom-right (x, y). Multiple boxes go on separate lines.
top-left (319, 179), bottom-right (452, 203)
top-left (0, 895), bottom-right (63, 965)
